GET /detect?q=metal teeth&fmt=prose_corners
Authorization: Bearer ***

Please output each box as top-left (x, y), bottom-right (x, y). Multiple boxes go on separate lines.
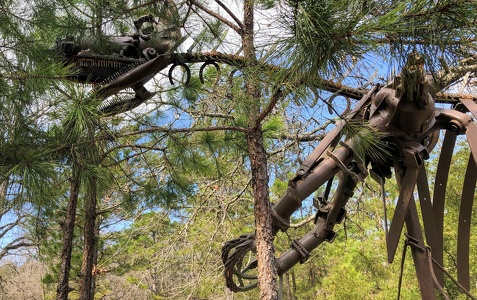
top-left (88, 61), bottom-right (145, 96)
top-left (102, 61), bottom-right (144, 85)
top-left (76, 58), bottom-right (132, 69)
top-left (98, 94), bottom-right (143, 116)
top-left (76, 58), bottom-right (96, 67)
top-left (72, 54), bottom-right (147, 115)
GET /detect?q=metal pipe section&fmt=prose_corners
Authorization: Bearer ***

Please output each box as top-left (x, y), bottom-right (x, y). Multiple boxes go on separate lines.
top-left (273, 143), bottom-right (354, 224)
top-left (276, 164), bottom-right (360, 275)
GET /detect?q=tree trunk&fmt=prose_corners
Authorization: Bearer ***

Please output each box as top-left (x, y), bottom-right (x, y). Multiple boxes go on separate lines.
top-left (246, 130), bottom-right (278, 299)
top-left (56, 168), bottom-right (80, 300)
top-left (243, 1), bottom-right (278, 299)
top-left (79, 176), bottom-right (98, 300)
top-left (91, 212), bottom-right (101, 296)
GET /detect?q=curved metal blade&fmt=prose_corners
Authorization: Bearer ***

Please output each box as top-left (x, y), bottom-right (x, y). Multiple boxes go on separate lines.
top-left (387, 149), bottom-right (421, 263)
top-left (432, 130), bottom-right (457, 277)
top-left (454, 98), bottom-right (477, 291)
top-left (457, 145), bottom-right (477, 290)
top-left (416, 166), bottom-right (442, 285)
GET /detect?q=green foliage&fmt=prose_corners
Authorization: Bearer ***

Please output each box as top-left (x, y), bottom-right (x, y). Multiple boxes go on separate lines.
top-left (277, 0), bottom-right (477, 80)
top-left (343, 120), bottom-right (392, 163)
top-left (263, 115), bottom-right (285, 136)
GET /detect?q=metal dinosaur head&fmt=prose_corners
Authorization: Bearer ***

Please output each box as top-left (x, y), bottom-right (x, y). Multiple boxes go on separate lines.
top-left (53, 1), bottom-right (181, 84)
top-left (51, 2), bottom-right (183, 116)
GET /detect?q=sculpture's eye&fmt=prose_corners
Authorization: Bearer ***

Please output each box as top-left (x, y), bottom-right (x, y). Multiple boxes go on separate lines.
top-left (142, 26), bottom-right (155, 36)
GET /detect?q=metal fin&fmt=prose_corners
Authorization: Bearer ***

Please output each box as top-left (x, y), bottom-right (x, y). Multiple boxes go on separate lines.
top-left (457, 153), bottom-right (477, 290)
top-left (459, 104), bottom-right (477, 290)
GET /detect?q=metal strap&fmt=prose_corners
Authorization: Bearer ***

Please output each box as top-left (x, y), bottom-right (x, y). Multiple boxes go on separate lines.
top-left (460, 98), bottom-right (477, 165)
top-left (295, 85), bottom-right (379, 178)
top-left (432, 130), bottom-right (457, 276)
top-left (326, 149), bottom-right (367, 183)
top-left (290, 239), bottom-right (310, 263)
top-left (271, 207), bottom-right (290, 232)
top-left (457, 153), bottom-right (477, 290)
top-left (416, 166), bottom-right (442, 285)
top-left (386, 150), bottom-right (420, 263)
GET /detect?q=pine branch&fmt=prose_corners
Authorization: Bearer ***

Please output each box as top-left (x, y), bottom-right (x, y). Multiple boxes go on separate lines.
top-left (214, 0), bottom-right (244, 31)
top-left (187, 0), bottom-right (243, 34)
top-left (0, 237), bottom-right (36, 260)
top-left (118, 124), bottom-right (247, 138)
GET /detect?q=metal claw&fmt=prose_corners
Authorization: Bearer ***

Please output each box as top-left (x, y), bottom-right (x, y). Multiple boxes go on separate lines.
top-left (168, 62), bottom-right (191, 85)
top-left (222, 233), bottom-right (258, 292)
top-left (134, 15), bottom-right (157, 41)
top-left (99, 84), bottom-right (154, 116)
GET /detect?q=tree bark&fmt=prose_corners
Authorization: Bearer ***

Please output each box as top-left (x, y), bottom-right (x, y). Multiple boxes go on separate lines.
top-left (79, 175), bottom-right (98, 300)
top-left (246, 129), bottom-right (278, 299)
top-left (56, 168), bottom-right (80, 300)
top-left (91, 212), bottom-right (101, 297)
top-left (242, 0), bottom-right (278, 299)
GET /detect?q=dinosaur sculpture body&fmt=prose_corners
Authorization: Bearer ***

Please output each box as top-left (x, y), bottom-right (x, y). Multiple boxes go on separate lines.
top-left (222, 55), bottom-right (477, 299)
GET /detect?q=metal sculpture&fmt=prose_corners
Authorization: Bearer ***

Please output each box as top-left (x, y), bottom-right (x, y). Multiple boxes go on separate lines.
top-left (54, 10), bottom-right (230, 117)
top-left (54, 11), bottom-right (477, 299)
top-left (222, 54), bottom-right (477, 299)
top-left (54, 9), bottom-right (181, 116)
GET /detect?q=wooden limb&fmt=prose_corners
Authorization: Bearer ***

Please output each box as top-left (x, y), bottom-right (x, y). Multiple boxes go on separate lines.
top-left (0, 237), bottom-right (36, 260)
top-left (187, 0), bottom-right (243, 34)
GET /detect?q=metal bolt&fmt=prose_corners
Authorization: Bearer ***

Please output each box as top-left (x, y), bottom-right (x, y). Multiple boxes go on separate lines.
top-left (449, 121), bottom-right (461, 134)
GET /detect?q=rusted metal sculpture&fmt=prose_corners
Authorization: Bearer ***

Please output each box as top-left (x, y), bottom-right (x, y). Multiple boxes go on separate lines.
top-left (54, 9), bottom-right (181, 116)
top-left (55, 11), bottom-right (476, 299)
top-left (222, 54), bottom-right (477, 299)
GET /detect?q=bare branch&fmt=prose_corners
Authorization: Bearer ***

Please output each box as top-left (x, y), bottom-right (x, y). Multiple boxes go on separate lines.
top-left (118, 124), bottom-right (247, 138)
top-left (289, 215), bottom-right (315, 229)
top-left (214, 0), bottom-right (244, 31)
top-left (0, 237), bottom-right (36, 260)
top-left (436, 55), bottom-right (477, 90)
top-left (187, 0), bottom-right (243, 34)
